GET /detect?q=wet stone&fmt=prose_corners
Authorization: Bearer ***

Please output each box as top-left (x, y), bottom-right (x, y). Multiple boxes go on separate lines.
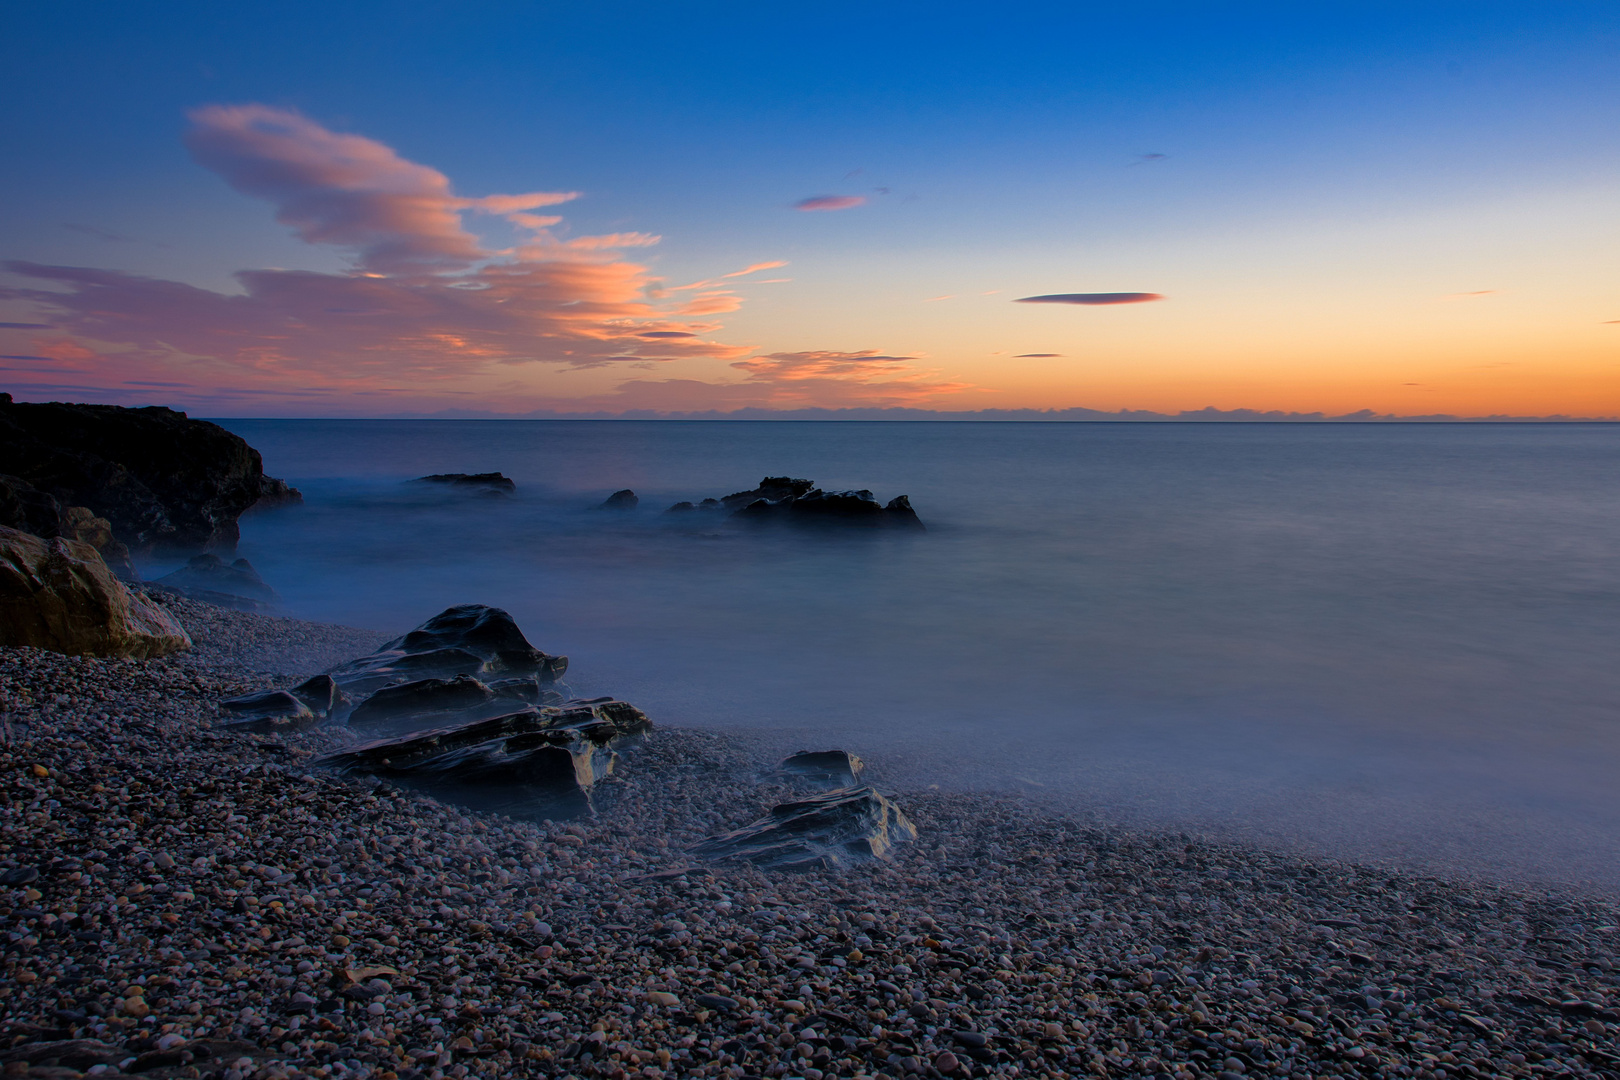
top-left (693, 785), bottom-right (917, 869)
top-left (779, 749), bottom-right (864, 789)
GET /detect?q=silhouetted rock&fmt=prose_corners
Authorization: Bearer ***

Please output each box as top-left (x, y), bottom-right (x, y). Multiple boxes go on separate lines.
top-left (319, 699), bottom-right (652, 816)
top-left (779, 749), bottom-right (865, 789)
top-left (217, 690), bottom-right (315, 733)
top-left (328, 605), bottom-right (567, 696)
top-left (0, 525), bottom-right (190, 659)
top-left (721, 476), bottom-right (815, 510)
top-left (349, 674), bottom-right (496, 727)
top-left (0, 474), bottom-right (138, 579)
top-left (677, 476), bottom-right (926, 530)
top-left (598, 489), bottom-right (638, 510)
top-left (291, 673), bottom-right (342, 716)
top-left (693, 787), bottom-right (917, 870)
top-left (410, 472), bottom-right (516, 495)
top-left (153, 554), bottom-right (278, 611)
top-left (0, 394), bottom-right (301, 553)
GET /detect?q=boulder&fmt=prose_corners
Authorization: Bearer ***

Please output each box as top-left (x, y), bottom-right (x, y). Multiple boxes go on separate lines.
top-left (349, 674), bottom-right (497, 727)
top-left (410, 472), bottom-right (516, 495)
top-left (152, 554), bottom-right (278, 610)
top-left (291, 673), bottom-right (343, 716)
top-left (330, 605), bottom-right (567, 694)
top-left (217, 690), bottom-right (316, 734)
top-left (0, 525), bottom-right (190, 658)
top-left (721, 476), bottom-right (815, 510)
top-left (598, 489), bottom-right (638, 510)
top-left (319, 699), bottom-right (652, 816)
top-left (779, 749), bottom-right (865, 789)
top-left (675, 476), bottom-right (926, 530)
top-left (693, 787), bottom-right (917, 870)
top-left (0, 394), bottom-right (301, 553)
top-left (0, 474), bottom-right (138, 579)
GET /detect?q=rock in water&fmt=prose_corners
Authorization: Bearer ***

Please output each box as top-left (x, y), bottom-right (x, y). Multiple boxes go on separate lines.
top-left (319, 699), bottom-right (652, 816)
top-left (694, 787), bottom-right (917, 870)
top-left (779, 749), bottom-right (865, 789)
top-left (152, 554), bottom-right (279, 610)
top-left (721, 477), bottom-right (815, 510)
top-left (685, 476), bottom-right (926, 530)
top-left (329, 605), bottom-right (567, 694)
top-left (598, 489), bottom-right (638, 510)
top-left (410, 472), bottom-right (516, 495)
top-left (0, 394), bottom-right (301, 553)
top-left (0, 525), bottom-right (191, 658)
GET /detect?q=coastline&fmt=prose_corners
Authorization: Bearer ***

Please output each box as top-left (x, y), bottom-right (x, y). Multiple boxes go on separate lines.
top-left (1, 600), bottom-right (1617, 1080)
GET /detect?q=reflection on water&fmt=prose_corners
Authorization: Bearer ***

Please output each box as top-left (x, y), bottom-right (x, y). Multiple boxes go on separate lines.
top-left (199, 419), bottom-right (1620, 888)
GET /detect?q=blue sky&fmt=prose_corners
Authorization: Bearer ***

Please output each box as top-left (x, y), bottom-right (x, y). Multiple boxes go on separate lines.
top-left (3, 2), bottom-right (1618, 415)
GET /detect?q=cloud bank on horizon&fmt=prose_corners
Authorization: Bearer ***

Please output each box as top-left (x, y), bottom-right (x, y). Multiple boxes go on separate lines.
top-left (0, 106), bottom-right (963, 413)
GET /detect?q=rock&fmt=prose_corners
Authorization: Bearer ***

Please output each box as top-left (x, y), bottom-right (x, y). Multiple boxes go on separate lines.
top-left (0, 1040), bottom-right (123, 1071)
top-left (58, 506), bottom-right (137, 580)
top-left (693, 787), bottom-right (917, 870)
top-left (0, 394), bottom-right (301, 553)
top-left (598, 489), bottom-right (638, 510)
top-left (694, 994), bottom-right (739, 1013)
top-left (779, 750), bottom-right (865, 789)
top-left (291, 673), bottom-right (343, 716)
top-left (679, 476), bottom-right (926, 530)
top-left (329, 605), bottom-right (567, 694)
top-left (318, 699), bottom-right (652, 816)
top-left (217, 689), bottom-right (315, 733)
top-left (410, 472), bottom-right (516, 495)
top-left (489, 677), bottom-right (565, 708)
top-left (0, 475), bottom-right (138, 579)
top-left (0, 526), bottom-right (191, 658)
top-left (348, 674), bottom-right (496, 727)
top-left (152, 554), bottom-right (278, 610)
top-left (721, 477), bottom-right (815, 510)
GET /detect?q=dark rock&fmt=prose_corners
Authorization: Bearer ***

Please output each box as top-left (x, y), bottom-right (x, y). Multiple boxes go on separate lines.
top-left (665, 501), bottom-right (695, 513)
top-left (291, 673), bottom-right (343, 716)
top-left (0, 475), bottom-right (137, 579)
top-left (0, 394), bottom-right (300, 553)
top-left (0, 1039), bottom-right (123, 1070)
top-left (680, 476), bottom-right (925, 530)
top-left (217, 690), bottom-right (315, 734)
top-left (318, 699), bottom-right (652, 816)
top-left (152, 554), bottom-right (278, 610)
top-left (0, 866), bottom-right (39, 885)
top-left (598, 489), bottom-right (638, 510)
top-left (721, 477), bottom-right (815, 510)
top-left (332, 605), bottom-right (567, 696)
top-left (779, 750), bottom-right (865, 789)
top-left (693, 786), bottom-right (917, 870)
top-left (695, 993), bottom-right (739, 1013)
top-left (489, 677), bottom-right (565, 708)
top-left (349, 674), bottom-right (496, 727)
top-left (410, 472), bottom-right (516, 495)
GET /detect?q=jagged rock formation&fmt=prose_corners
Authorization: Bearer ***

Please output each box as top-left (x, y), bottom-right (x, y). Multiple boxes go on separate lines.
top-left (216, 690), bottom-right (316, 734)
top-left (0, 525), bottom-right (190, 658)
top-left (693, 787), bottom-right (917, 870)
top-left (328, 605), bottom-right (568, 697)
top-left (666, 476), bottom-right (926, 530)
top-left (0, 394), bottom-right (300, 554)
top-left (410, 473), bottom-right (516, 495)
top-left (0, 474), bottom-right (137, 579)
top-left (778, 749), bottom-right (865, 789)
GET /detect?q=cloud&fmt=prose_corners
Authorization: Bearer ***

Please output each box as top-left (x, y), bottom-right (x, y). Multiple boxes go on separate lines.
top-left (0, 322), bottom-right (53, 329)
top-left (1015, 292), bottom-right (1165, 305)
top-left (794, 195), bottom-right (866, 212)
top-left (922, 295), bottom-right (954, 302)
top-left (1440, 290), bottom-right (1499, 300)
top-left (1128, 153), bottom-right (1168, 166)
top-left (0, 105), bottom-right (762, 405)
top-left (1014, 353), bottom-right (1062, 357)
top-left (721, 261), bottom-right (789, 278)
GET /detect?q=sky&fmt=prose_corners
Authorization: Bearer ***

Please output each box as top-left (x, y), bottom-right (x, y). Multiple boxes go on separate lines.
top-left (2, 1), bottom-right (1619, 418)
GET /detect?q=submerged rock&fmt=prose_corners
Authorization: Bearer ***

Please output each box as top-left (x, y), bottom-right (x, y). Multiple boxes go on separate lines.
top-left (320, 699), bottom-right (652, 815)
top-left (674, 477), bottom-right (926, 530)
top-left (410, 472), bottom-right (516, 495)
top-left (153, 554), bottom-right (279, 610)
top-left (0, 525), bottom-right (191, 659)
top-left (598, 489), bottom-right (638, 510)
top-left (693, 787), bottom-right (917, 870)
top-left (329, 605), bottom-right (567, 695)
top-left (779, 749), bottom-right (865, 789)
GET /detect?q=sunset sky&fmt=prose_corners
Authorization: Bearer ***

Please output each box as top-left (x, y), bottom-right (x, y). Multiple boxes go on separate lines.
top-left (3, 2), bottom-right (1619, 417)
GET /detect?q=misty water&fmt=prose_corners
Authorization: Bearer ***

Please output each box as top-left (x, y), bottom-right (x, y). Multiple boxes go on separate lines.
top-left (184, 420), bottom-right (1620, 889)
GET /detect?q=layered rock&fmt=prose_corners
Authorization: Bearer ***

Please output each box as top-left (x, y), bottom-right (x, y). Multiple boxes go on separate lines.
top-left (779, 749), bottom-right (865, 789)
top-left (319, 699), bottom-right (652, 816)
top-left (0, 393), bottom-right (301, 554)
top-left (693, 786), bottom-right (917, 870)
top-left (0, 525), bottom-right (190, 658)
top-left (328, 605), bottom-right (567, 697)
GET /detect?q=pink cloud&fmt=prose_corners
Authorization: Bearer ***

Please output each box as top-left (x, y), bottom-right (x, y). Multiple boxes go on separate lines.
top-left (794, 195), bottom-right (866, 212)
top-left (721, 260), bottom-right (789, 278)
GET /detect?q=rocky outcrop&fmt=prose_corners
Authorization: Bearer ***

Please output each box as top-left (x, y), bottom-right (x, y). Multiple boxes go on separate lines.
top-left (0, 525), bottom-right (190, 658)
top-left (668, 476), bottom-right (925, 530)
top-left (0, 474), bottom-right (137, 579)
top-left (0, 393), bottom-right (301, 554)
top-left (598, 489), bottom-right (638, 510)
top-left (152, 554), bottom-right (278, 610)
top-left (410, 472), bottom-right (516, 495)
top-left (320, 699), bottom-right (652, 816)
top-left (779, 749), bottom-right (865, 789)
top-left (693, 787), bottom-right (917, 870)
top-left (348, 674), bottom-right (497, 727)
top-left (329, 605), bottom-right (568, 697)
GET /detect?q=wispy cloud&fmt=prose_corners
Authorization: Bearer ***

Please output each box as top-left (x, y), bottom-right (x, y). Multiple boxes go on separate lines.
top-left (1440, 290), bottom-right (1500, 300)
top-left (1015, 292), bottom-right (1164, 305)
top-left (1015, 353), bottom-right (1062, 357)
top-left (794, 195), bottom-right (866, 212)
top-left (722, 261), bottom-right (788, 278)
top-left (922, 295), bottom-right (954, 302)
top-left (591, 349), bottom-right (973, 411)
top-left (0, 104), bottom-right (759, 405)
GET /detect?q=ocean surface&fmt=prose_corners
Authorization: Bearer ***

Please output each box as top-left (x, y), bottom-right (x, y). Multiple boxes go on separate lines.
top-left (191, 420), bottom-right (1620, 889)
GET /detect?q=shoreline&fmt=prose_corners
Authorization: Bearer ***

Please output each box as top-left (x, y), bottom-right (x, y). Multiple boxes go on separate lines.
top-left (1, 601), bottom-right (1618, 1080)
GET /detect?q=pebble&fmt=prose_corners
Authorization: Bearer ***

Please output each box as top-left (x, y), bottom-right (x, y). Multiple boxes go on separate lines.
top-left (1, 599), bottom-right (1619, 1080)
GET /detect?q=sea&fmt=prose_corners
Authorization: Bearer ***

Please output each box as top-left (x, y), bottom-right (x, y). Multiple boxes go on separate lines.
top-left (181, 420), bottom-right (1620, 890)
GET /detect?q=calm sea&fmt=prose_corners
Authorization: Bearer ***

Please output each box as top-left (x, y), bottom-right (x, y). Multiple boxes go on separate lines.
top-left (198, 420), bottom-right (1620, 888)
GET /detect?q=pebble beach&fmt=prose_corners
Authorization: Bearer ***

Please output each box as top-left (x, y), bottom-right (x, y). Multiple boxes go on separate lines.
top-left (2, 597), bottom-right (1618, 1080)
